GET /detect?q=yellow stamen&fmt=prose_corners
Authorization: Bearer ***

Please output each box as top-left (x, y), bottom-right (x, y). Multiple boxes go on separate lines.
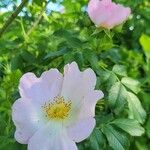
top-left (42, 96), bottom-right (71, 120)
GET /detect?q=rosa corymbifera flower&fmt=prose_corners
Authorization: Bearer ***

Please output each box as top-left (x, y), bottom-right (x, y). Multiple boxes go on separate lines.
top-left (12, 62), bottom-right (104, 150)
top-left (88, 0), bottom-right (131, 29)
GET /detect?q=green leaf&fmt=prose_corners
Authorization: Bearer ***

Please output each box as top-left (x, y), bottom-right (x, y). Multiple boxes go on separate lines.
top-left (67, 37), bottom-right (83, 48)
top-left (112, 65), bottom-right (127, 76)
top-left (11, 55), bottom-right (23, 70)
top-left (99, 35), bottom-right (114, 50)
top-left (21, 50), bottom-right (36, 63)
top-left (108, 82), bottom-right (127, 113)
top-left (74, 52), bottom-right (84, 68)
top-left (89, 129), bottom-right (106, 150)
top-left (139, 34), bottom-right (150, 51)
top-left (139, 34), bottom-right (150, 58)
top-left (53, 29), bottom-right (71, 38)
top-left (135, 140), bottom-right (150, 150)
top-left (32, 0), bottom-right (43, 6)
top-left (44, 48), bottom-right (68, 59)
top-left (121, 77), bottom-right (141, 94)
top-left (127, 92), bottom-right (146, 124)
top-left (102, 124), bottom-right (129, 150)
top-left (145, 117), bottom-right (150, 138)
top-left (141, 92), bottom-right (150, 111)
top-left (83, 49), bottom-right (100, 74)
top-left (111, 118), bottom-right (145, 136)
top-left (53, 29), bottom-right (83, 48)
top-left (77, 143), bottom-right (85, 150)
top-left (99, 70), bottom-right (118, 90)
top-left (63, 51), bottom-right (76, 64)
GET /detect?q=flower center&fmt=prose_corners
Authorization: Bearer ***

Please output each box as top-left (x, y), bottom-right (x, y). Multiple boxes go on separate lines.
top-left (42, 96), bottom-right (71, 120)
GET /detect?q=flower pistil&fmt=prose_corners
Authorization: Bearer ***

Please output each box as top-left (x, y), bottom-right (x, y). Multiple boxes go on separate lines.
top-left (42, 96), bottom-right (72, 120)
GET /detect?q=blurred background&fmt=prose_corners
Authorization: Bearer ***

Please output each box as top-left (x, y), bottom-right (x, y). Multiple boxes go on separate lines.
top-left (0, 0), bottom-right (150, 150)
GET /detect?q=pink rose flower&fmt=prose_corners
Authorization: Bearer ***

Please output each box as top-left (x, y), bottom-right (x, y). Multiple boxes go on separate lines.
top-left (12, 62), bottom-right (104, 150)
top-left (88, 0), bottom-right (131, 29)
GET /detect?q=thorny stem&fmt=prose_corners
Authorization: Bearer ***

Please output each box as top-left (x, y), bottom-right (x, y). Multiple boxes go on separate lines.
top-left (0, 0), bottom-right (29, 38)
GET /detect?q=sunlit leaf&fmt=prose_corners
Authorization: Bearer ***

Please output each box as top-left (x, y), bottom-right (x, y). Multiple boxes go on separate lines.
top-left (127, 92), bottom-right (146, 124)
top-left (121, 77), bottom-right (141, 94)
top-left (111, 118), bottom-right (145, 136)
top-left (102, 124), bottom-right (130, 150)
top-left (108, 82), bottom-right (127, 113)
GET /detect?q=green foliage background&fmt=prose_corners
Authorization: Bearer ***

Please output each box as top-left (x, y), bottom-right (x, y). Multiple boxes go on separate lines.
top-left (0, 0), bottom-right (150, 149)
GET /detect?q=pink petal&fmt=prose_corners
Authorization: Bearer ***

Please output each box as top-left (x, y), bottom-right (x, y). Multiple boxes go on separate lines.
top-left (79, 90), bottom-right (104, 119)
top-left (88, 0), bottom-right (111, 26)
top-left (28, 123), bottom-right (77, 150)
top-left (61, 62), bottom-right (97, 104)
top-left (61, 62), bottom-right (82, 102)
top-left (104, 4), bottom-right (131, 28)
top-left (61, 62), bottom-right (103, 124)
top-left (82, 68), bottom-right (96, 92)
top-left (12, 98), bottom-right (44, 144)
top-left (88, 0), bottom-right (131, 29)
top-left (67, 118), bottom-right (96, 143)
top-left (65, 90), bottom-right (103, 127)
top-left (19, 69), bottom-right (63, 105)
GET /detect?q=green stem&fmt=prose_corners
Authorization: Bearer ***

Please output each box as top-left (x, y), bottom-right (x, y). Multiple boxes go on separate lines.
top-left (26, 1), bottom-right (48, 37)
top-left (0, 0), bottom-right (29, 38)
